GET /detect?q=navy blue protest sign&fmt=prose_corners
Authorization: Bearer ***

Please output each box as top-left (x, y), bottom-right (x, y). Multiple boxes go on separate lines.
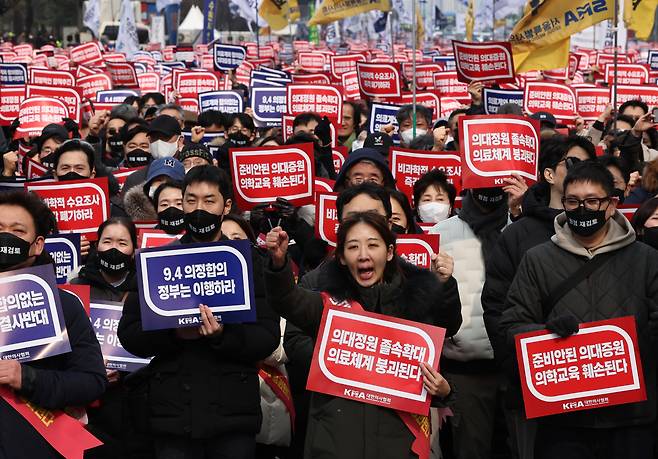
top-left (90, 302), bottom-right (151, 372)
top-left (483, 88), bottom-right (524, 115)
top-left (198, 90), bottom-right (244, 113)
top-left (648, 51), bottom-right (658, 71)
top-left (0, 264), bottom-right (71, 361)
top-left (251, 78), bottom-right (285, 88)
top-left (45, 233), bottom-right (81, 284)
top-left (96, 89), bottom-right (140, 104)
top-left (257, 67), bottom-right (290, 79)
top-left (213, 43), bottom-right (246, 71)
top-left (0, 63), bottom-right (27, 85)
top-left (369, 103), bottom-right (401, 145)
top-left (433, 56), bottom-right (456, 71)
top-left (250, 86), bottom-right (287, 127)
top-left (137, 240), bottom-right (256, 330)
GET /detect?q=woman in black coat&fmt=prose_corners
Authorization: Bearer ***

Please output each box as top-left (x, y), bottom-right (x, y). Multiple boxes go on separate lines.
top-left (264, 212), bottom-right (461, 459)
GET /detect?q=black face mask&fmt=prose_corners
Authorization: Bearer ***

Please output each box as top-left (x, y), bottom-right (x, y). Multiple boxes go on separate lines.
top-left (40, 153), bottom-right (55, 170)
top-left (472, 188), bottom-right (506, 210)
top-left (565, 207), bottom-right (608, 237)
top-left (184, 209), bottom-right (221, 241)
top-left (641, 226), bottom-right (658, 250)
top-left (97, 248), bottom-right (132, 275)
top-left (125, 148), bottom-right (151, 168)
top-left (57, 171), bottom-right (88, 182)
top-left (227, 132), bottom-right (250, 147)
top-left (391, 223), bottom-right (407, 235)
top-left (158, 207), bottom-right (186, 235)
top-left (0, 232), bottom-right (32, 271)
top-left (612, 188), bottom-right (625, 204)
top-left (107, 135), bottom-right (124, 156)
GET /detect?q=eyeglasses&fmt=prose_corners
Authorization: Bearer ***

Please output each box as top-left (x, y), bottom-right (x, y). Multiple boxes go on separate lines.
top-left (228, 126), bottom-right (252, 135)
top-left (561, 196), bottom-right (612, 211)
top-left (558, 156), bottom-right (582, 170)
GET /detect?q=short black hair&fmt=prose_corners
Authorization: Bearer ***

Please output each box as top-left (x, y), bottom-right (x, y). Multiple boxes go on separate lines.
top-left (140, 92), bottom-right (166, 108)
top-left (222, 213), bottom-right (256, 243)
top-left (292, 112), bottom-right (322, 129)
top-left (632, 196), bottom-right (658, 234)
top-left (448, 108), bottom-right (469, 122)
top-left (538, 135), bottom-right (569, 181)
top-left (619, 99), bottom-right (648, 116)
top-left (564, 135), bottom-right (596, 160)
top-left (343, 101), bottom-right (362, 130)
top-left (0, 191), bottom-right (57, 237)
top-left (97, 217), bottom-right (137, 249)
top-left (53, 139), bottom-right (96, 171)
top-left (122, 95), bottom-right (140, 107)
top-left (228, 113), bottom-right (255, 132)
top-left (389, 189), bottom-right (416, 232)
top-left (336, 182), bottom-right (392, 221)
top-left (396, 104), bottom-right (433, 127)
top-left (122, 125), bottom-right (149, 145)
top-left (152, 179), bottom-right (183, 207)
top-left (182, 165), bottom-right (232, 202)
top-left (605, 114), bottom-right (636, 133)
top-left (563, 160), bottom-right (615, 197)
top-left (198, 110), bottom-right (225, 128)
top-left (412, 168), bottom-right (457, 208)
top-left (598, 155), bottom-right (631, 186)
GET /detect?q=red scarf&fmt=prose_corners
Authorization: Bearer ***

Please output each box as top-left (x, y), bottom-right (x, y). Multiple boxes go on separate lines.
top-left (258, 363), bottom-right (296, 431)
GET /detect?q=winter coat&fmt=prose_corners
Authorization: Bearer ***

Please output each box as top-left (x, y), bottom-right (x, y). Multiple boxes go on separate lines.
top-left (123, 181), bottom-right (157, 222)
top-left (265, 257), bottom-right (462, 459)
top-left (117, 235), bottom-right (280, 439)
top-left (0, 256), bottom-right (106, 458)
top-left (499, 211), bottom-right (658, 428)
top-left (70, 253), bottom-right (137, 303)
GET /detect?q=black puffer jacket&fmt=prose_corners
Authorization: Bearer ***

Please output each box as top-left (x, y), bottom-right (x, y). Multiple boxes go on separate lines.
top-left (70, 253), bottom-right (137, 303)
top-left (266, 258), bottom-right (462, 459)
top-left (117, 236), bottom-right (280, 439)
top-left (499, 212), bottom-right (658, 428)
top-left (482, 182), bottom-right (562, 368)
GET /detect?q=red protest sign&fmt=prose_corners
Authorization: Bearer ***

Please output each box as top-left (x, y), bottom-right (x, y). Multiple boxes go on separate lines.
top-left (77, 74), bottom-right (112, 101)
top-left (385, 92), bottom-right (440, 121)
top-left (389, 148), bottom-right (462, 204)
top-left (604, 64), bottom-right (650, 85)
top-left (612, 85), bottom-right (658, 107)
top-left (459, 115), bottom-right (540, 189)
top-left (58, 284), bottom-right (91, 316)
top-left (298, 52), bottom-right (326, 73)
top-left (597, 53), bottom-right (629, 67)
top-left (402, 64), bottom-right (443, 89)
top-left (25, 156), bottom-right (49, 179)
top-left (439, 97), bottom-right (463, 119)
top-left (29, 68), bottom-right (75, 87)
top-left (138, 72), bottom-right (161, 93)
top-left (395, 234), bottom-right (440, 270)
top-left (137, 229), bottom-right (183, 248)
top-left (356, 62), bottom-right (402, 98)
top-left (452, 40), bottom-right (515, 84)
top-left (69, 42), bottom-right (103, 65)
top-left (523, 82), bottom-right (577, 121)
top-left (434, 71), bottom-right (469, 101)
top-left (229, 143), bottom-right (315, 209)
top-left (178, 98), bottom-right (199, 113)
top-left (16, 97), bottom-right (68, 138)
top-left (341, 70), bottom-right (361, 100)
top-left (307, 303), bottom-right (445, 415)
top-left (315, 192), bottom-right (339, 247)
top-left (105, 61), bottom-right (139, 88)
top-left (112, 167), bottom-right (141, 192)
top-left (0, 85), bottom-right (25, 126)
top-left (330, 54), bottom-right (366, 81)
top-left (174, 71), bottom-right (220, 98)
top-left (286, 84), bottom-right (343, 124)
top-left (315, 177), bottom-right (335, 193)
top-left (575, 87), bottom-right (611, 121)
top-left (26, 177), bottom-right (110, 239)
top-left (332, 146), bottom-right (346, 175)
top-left (26, 84), bottom-right (81, 124)
top-left (292, 73), bottom-right (331, 85)
top-left (516, 316), bottom-right (646, 419)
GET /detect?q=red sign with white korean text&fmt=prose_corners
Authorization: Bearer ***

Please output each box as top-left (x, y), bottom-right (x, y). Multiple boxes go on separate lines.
top-left (395, 234), bottom-right (440, 270)
top-left (112, 167), bottom-right (140, 192)
top-left (315, 192), bottom-right (338, 247)
top-left (307, 303), bottom-right (445, 415)
top-left (342, 70), bottom-right (361, 100)
top-left (298, 52), bottom-right (326, 73)
top-left (26, 85), bottom-right (81, 124)
top-left (452, 41), bottom-right (515, 84)
top-left (332, 147), bottom-right (346, 175)
top-left (15, 97), bottom-right (68, 138)
top-left (523, 82), bottom-right (577, 121)
top-left (69, 42), bottom-right (103, 65)
top-left (138, 72), bottom-right (161, 93)
top-left (292, 73), bottom-right (331, 85)
top-left (0, 85), bottom-right (25, 125)
top-left (77, 74), bottom-right (112, 101)
top-left (604, 64), bottom-right (649, 85)
top-left (229, 143), bottom-right (315, 209)
top-left (459, 115), bottom-right (540, 189)
top-left (516, 316), bottom-right (646, 419)
top-left (137, 229), bottom-right (183, 249)
top-left (389, 148), bottom-right (462, 204)
top-left (105, 62), bottom-right (139, 88)
top-left (25, 156), bottom-right (49, 179)
top-left (612, 85), bottom-right (658, 107)
top-left (439, 97), bottom-right (463, 119)
top-left (434, 71), bottom-right (469, 101)
top-left (25, 177), bottom-right (110, 239)
top-left (174, 71), bottom-right (220, 98)
top-left (356, 62), bottom-right (401, 98)
top-left (597, 53), bottom-right (629, 67)
top-left (575, 87), bottom-right (611, 121)
top-left (286, 84), bottom-right (343, 124)
top-left (29, 68), bottom-right (75, 87)
top-left (330, 54), bottom-right (366, 80)
top-left (401, 64), bottom-right (443, 89)
top-left (385, 92), bottom-right (440, 122)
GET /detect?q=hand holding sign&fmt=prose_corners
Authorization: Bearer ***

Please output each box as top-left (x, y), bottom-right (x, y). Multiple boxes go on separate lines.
top-left (502, 173), bottom-right (528, 218)
top-left (0, 360), bottom-right (21, 390)
top-left (199, 304), bottom-right (223, 337)
top-left (420, 362), bottom-right (450, 398)
top-left (431, 252), bottom-right (454, 283)
top-left (266, 226), bottom-right (289, 269)
top-left (468, 81), bottom-right (483, 106)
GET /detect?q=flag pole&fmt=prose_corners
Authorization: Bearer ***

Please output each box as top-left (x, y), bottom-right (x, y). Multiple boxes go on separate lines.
top-left (390, 12), bottom-right (396, 61)
top-left (255, 1), bottom-right (261, 58)
top-left (412, 0), bottom-right (417, 138)
top-left (612, 0), bottom-right (618, 112)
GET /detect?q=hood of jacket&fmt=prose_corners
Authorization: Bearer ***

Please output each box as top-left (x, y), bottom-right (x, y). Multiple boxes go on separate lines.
top-left (333, 148), bottom-right (396, 191)
top-left (522, 181), bottom-right (563, 222)
top-left (552, 210), bottom-right (636, 259)
top-left (123, 181), bottom-right (158, 222)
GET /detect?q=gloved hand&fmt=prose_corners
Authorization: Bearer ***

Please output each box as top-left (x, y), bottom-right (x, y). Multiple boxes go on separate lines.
top-left (546, 315), bottom-right (579, 338)
top-left (314, 116), bottom-right (332, 147)
top-left (62, 118), bottom-right (80, 139)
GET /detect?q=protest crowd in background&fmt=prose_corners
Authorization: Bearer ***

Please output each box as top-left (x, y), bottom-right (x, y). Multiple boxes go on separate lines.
top-left (3, 0), bottom-right (658, 457)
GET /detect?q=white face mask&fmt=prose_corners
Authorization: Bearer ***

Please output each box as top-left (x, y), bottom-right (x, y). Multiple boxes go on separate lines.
top-left (351, 140), bottom-right (364, 152)
top-left (400, 128), bottom-right (428, 145)
top-left (418, 202), bottom-right (451, 223)
top-left (150, 139), bottom-right (179, 159)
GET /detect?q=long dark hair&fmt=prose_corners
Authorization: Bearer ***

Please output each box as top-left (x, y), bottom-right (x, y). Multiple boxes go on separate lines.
top-left (97, 217), bottom-right (138, 251)
top-left (334, 212), bottom-right (399, 284)
top-left (632, 197), bottom-right (658, 236)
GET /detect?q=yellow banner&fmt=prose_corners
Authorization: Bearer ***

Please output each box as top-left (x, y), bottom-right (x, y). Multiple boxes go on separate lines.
top-left (308, 0), bottom-right (391, 26)
top-left (510, 0), bottom-right (614, 72)
top-left (624, 0), bottom-right (658, 41)
top-left (260, 0), bottom-right (300, 31)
